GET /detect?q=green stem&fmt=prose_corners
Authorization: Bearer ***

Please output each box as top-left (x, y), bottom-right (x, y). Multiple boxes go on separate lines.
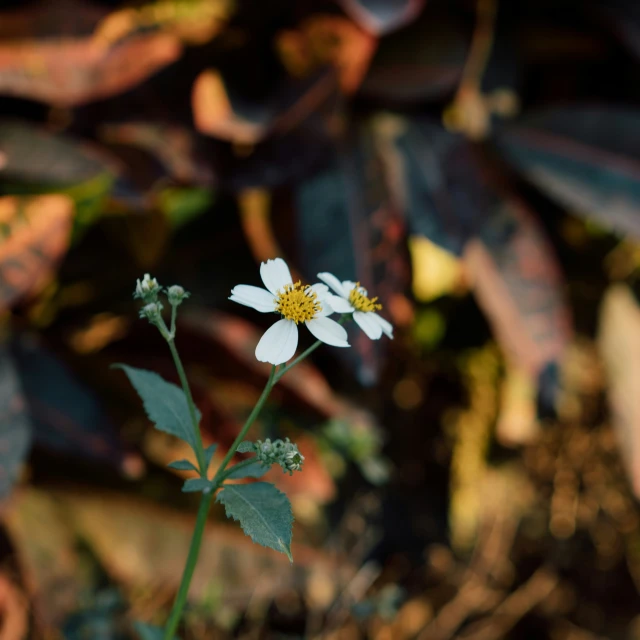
top-left (212, 364), bottom-right (277, 483)
top-left (166, 337), bottom-right (207, 474)
top-left (160, 326), bottom-right (340, 637)
top-left (217, 457), bottom-right (267, 483)
top-left (162, 490), bottom-right (213, 640)
top-left (170, 303), bottom-right (178, 337)
top-left (162, 366), bottom-right (277, 638)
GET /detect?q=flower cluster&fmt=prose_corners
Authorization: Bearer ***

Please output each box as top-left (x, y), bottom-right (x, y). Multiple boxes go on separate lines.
top-left (254, 437), bottom-right (305, 475)
top-left (133, 274), bottom-right (191, 325)
top-left (230, 258), bottom-right (394, 365)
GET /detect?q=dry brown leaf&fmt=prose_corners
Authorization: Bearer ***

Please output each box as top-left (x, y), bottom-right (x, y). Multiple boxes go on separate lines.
top-left (0, 195), bottom-right (74, 311)
top-left (192, 70), bottom-right (266, 144)
top-left (4, 489), bottom-right (82, 631)
top-left (0, 34), bottom-right (181, 106)
top-left (277, 15), bottom-right (377, 94)
top-left (37, 488), bottom-right (350, 602)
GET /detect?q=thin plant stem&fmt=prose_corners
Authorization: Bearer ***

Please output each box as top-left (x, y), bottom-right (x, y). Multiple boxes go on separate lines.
top-left (155, 315), bottom-right (207, 474)
top-left (162, 365), bottom-right (277, 638)
top-left (160, 316), bottom-right (350, 637)
top-left (212, 364), bottom-right (277, 482)
top-left (217, 457), bottom-right (264, 482)
top-left (166, 337), bottom-right (207, 474)
top-left (170, 303), bottom-right (178, 337)
top-left (162, 490), bottom-right (213, 640)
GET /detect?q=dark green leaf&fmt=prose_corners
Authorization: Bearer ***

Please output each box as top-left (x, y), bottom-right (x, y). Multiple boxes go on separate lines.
top-left (496, 107), bottom-right (640, 239)
top-left (204, 443), bottom-right (218, 467)
top-left (361, 11), bottom-right (465, 102)
top-left (182, 478), bottom-right (212, 493)
top-left (113, 364), bottom-right (201, 451)
top-left (216, 482), bottom-right (293, 560)
top-left (12, 335), bottom-right (126, 467)
top-left (237, 441), bottom-right (254, 453)
top-left (295, 120), bottom-right (410, 385)
top-left (225, 460), bottom-right (270, 479)
top-left (0, 343), bottom-right (32, 498)
top-left (167, 459), bottom-right (198, 471)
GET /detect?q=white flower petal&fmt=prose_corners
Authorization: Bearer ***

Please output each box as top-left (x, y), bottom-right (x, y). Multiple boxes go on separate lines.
top-left (372, 313), bottom-right (394, 339)
top-left (307, 283), bottom-right (333, 316)
top-left (317, 272), bottom-right (347, 297)
top-left (342, 280), bottom-right (358, 294)
top-left (353, 311), bottom-right (383, 340)
top-left (326, 295), bottom-right (354, 314)
top-left (229, 285), bottom-right (276, 312)
top-left (308, 283), bottom-right (329, 298)
top-left (316, 299), bottom-right (333, 317)
top-left (306, 317), bottom-right (350, 347)
top-left (255, 319), bottom-right (298, 364)
top-left (260, 258), bottom-right (293, 295)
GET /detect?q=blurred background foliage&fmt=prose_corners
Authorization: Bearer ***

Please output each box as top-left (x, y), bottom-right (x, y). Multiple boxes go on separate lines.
top-left (2, 0), bottom-right (640, 637)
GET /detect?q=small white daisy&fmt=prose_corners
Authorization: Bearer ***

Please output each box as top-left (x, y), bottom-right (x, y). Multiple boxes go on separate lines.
top-left (230, 258), bottom-right (350, 365)
top-left (317, 272), bottom-right (394, 340)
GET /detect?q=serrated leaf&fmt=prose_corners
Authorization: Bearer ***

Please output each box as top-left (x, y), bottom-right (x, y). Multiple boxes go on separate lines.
top-left (113, 364), bottom-right (200, 451)
top-left (134, 621), bottom-right (177, 640)
top-left (225, 460), bottom-right (270, 480)
top-left (237, 441), bottom-right (254, 453)
top-left (182, 478), bottom-right (212, 493)
top-left (167, 459), bottom-right (198, 471)
top-left (216, 482), bottom-right (293, 560)
top-left (204, 443), bottom-right (218, 467)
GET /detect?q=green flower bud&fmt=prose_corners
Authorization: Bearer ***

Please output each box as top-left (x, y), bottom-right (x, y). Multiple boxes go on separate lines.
top-left (167, 284), bottom-right (190, 306)
top-left (139, 301), bottom-right (164, 323)
top-left (253, 437), bottom-right (304, 475)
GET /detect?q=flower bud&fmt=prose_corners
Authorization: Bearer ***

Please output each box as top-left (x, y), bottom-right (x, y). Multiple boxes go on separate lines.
top-left (134, 273), bottom-right (161, 302)
top-left (253, 437), bottom-right (304, 475)
top-left (167, 284), bottom-right (190, 306)
top-left (139, 301), bottom-right (164, 322)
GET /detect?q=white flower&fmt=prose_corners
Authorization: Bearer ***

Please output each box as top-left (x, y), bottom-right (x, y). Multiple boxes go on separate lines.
top-left (317, 272), bottom-right (394, 340)
top-left (134, 273), bottom-right (161, 301)
top-left (229, 258), bottom-right (350, 365)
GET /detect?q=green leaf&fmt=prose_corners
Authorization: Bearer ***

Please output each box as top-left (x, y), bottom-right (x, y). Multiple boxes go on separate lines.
top-left (237, 441), bottom-right (254, 453)
top-left (113, 364), bottom-right (200, 451)
top-left (204, 443), bottom-right (218, 467)
top-left (167, 459), bottom-right (198, 471)
top-left (134, 621), bottom-right (178, 640)
top-left (159, 186), bottom-right (214, 229)
top-left (225, 460), bottom-right (270, 480)
top-left (216, 482), bottom-right (293, 561)
top-left (182, 478), bottom-right (212, 493)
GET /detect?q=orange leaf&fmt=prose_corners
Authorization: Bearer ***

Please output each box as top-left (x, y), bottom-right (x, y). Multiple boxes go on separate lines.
top-left (0, 33), bottom-right (181, 106)
top-left (0, 195), bottom-right (73, 311)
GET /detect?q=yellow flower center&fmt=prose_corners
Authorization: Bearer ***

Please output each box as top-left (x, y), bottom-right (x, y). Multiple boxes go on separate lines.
top-left (275, 281), bottom-right (321, 324)
top-left (349, 282), bottom-right (382, 313)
